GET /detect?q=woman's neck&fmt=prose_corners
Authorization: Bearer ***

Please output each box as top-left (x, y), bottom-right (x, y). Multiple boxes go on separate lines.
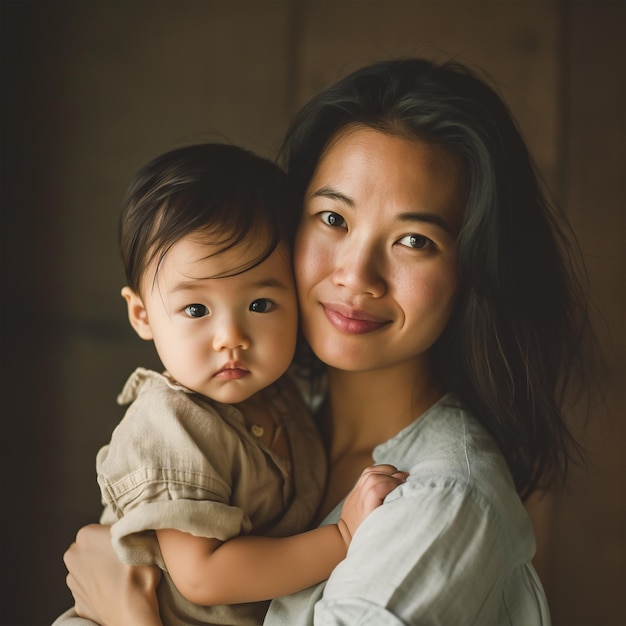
top-left (321, 359), bottom-right (444, 464)
top-left (312, 359), bottom-right (444, 522)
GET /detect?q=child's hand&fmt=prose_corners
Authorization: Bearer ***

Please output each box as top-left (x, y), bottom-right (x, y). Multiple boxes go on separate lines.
top-left (337, 464), bottom-right (408, 545)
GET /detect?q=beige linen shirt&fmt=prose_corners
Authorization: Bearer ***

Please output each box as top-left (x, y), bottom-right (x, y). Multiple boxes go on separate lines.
top-left (85, 368), bottom-right (324, 626)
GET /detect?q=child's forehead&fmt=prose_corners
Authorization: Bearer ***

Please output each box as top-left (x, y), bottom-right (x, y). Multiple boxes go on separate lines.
top-left (146, 231), bottom-right (290, 289)
top-left (175, 238), bottom-right (252, 271)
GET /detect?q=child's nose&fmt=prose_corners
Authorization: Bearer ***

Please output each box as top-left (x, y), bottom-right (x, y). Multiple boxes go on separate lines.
top-left (212, 318), bottom-right (250, 351)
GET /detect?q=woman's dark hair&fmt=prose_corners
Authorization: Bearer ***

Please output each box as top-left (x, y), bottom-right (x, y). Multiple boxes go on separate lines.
top-left (120, 143), bottom-right (294, 293)
top-left (280, 58), bottom-right (591, 499)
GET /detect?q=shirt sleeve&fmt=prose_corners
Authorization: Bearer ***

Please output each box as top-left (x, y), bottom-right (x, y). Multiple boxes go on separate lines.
top-left (96, 382), bottom-right (250, 568)
top-left (313, 478), bottom-right (523, 625)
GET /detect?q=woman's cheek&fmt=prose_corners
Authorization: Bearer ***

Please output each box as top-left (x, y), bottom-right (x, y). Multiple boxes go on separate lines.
top-left (294, 227), bottom-right (328, 294)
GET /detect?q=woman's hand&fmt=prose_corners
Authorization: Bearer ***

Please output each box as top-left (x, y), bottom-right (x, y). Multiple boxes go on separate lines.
top-left (338, 464), bottom-right (408, 543)
top-left (64, 524), bottom-right (163, 626)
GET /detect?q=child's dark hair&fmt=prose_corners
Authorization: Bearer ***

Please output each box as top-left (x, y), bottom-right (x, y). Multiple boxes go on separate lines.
top-left (120, 143), bottom-right (293, 293)
top-left (280, 58), bottom-right (593, 499)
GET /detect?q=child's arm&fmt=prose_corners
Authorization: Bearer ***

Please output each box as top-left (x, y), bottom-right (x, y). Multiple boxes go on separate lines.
top-left (157, 464), bottom-right (407, 605)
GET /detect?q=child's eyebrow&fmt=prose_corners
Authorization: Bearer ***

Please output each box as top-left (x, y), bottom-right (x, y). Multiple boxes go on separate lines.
top-left (168, 276), bottom-right (290, 293)
top-left (250, 278), bottom-right (291, 289)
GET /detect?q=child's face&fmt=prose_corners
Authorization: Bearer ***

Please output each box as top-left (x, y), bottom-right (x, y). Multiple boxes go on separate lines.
top-left (124, 233), bottom-right (298, 404)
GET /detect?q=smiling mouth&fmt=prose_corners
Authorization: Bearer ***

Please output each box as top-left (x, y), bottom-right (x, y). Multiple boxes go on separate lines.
top-left (322, 303), bottom-right (390, 334)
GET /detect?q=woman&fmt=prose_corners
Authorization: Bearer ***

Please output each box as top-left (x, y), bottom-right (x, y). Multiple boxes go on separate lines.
top-left (63, 58), bottom-right (589, 625)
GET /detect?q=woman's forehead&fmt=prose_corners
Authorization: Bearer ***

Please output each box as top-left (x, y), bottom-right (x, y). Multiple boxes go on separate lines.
top-left (307, 127), bottom-right (465, 231)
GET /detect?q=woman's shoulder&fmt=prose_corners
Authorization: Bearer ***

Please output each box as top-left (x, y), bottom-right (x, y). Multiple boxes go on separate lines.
top-left (376, 393), bottom-right (498, 459)
top-left (375, 394), bottom-right (520, 509)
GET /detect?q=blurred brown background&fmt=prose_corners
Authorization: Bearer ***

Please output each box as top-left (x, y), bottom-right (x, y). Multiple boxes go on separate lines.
top-left (1, 2), bottom-right (624, 625)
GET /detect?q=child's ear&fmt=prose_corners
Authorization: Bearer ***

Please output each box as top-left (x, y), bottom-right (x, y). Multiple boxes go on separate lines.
top-left (121, 286), bottom-right (153, 340)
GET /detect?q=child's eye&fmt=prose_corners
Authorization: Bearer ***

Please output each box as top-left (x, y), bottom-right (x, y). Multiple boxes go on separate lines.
top-left (249, 299), bottom-right (275, 313)
top-left (184, 304), bottom-right (209, 318)
top-left (398, 234), bottom-right (432, 250)
top-left (320, 211), bottom-right (347, 229)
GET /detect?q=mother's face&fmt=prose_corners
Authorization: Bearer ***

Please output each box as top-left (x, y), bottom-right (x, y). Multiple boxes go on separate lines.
top-left (293, 126), bottom-right (465, 375)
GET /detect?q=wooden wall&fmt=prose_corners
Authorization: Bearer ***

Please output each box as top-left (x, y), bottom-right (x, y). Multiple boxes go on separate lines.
top-left (1, 2), bottom-right (623, 624)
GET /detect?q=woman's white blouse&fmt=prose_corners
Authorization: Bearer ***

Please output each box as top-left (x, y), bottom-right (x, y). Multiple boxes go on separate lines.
top-left (264, 394), bottom-right (551, 626)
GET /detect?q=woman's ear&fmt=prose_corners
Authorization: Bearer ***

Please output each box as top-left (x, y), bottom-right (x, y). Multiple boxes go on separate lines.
top-left (121, 286), bottom-right (153, 340)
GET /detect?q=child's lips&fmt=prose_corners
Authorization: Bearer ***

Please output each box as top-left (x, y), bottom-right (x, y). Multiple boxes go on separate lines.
top-left (214, 363), bottom-right (250, 380)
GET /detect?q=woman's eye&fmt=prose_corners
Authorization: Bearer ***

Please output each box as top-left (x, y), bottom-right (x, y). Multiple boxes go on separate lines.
top-left (398, 234), bottom-right (432, 250)
top-left (249, 299), bottom-right (275, 313)
top-left (320, 211), bottom-right (346, 229)
top-left (184, 304), bottom-right (209, 318)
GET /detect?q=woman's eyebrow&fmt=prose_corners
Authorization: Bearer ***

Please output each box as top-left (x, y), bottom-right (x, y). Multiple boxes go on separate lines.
top-left (397, 211), bottom-right (453, 234)
top-left (310, 185), bottom-right (355, 207)
top-left (311, 186), bottom-right (454, 234)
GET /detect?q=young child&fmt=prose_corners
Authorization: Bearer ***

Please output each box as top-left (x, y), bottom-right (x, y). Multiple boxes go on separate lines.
top-left (54, 143), bottom-right (405, 626)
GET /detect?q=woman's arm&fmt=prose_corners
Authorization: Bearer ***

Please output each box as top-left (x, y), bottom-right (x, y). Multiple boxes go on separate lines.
top-left (64, 524), bottom-right (162, 626)
top-left (311, 483), bottom-right (535, 625)
top-left (64, 465), bottom-right (405, 621)
top-left (157, 464), bottom-right (406, 605)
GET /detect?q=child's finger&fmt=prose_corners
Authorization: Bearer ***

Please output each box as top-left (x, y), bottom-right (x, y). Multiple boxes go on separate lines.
top-left (360, 463), bottom-right (400, 477)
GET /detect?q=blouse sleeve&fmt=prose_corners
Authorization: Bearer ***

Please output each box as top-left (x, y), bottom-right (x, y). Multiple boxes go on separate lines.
top-left (312, 478), bottom-right (540, 625)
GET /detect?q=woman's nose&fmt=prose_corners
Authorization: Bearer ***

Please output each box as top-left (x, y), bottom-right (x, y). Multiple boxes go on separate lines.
top-left (332, 239), bottom-right (386, 297)
top-left (212, 316), bottom-right (250, 351)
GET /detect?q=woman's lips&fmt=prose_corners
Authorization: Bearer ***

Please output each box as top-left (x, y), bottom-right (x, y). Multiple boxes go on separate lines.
top-left (322, 303), bottom-right (390, 334)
